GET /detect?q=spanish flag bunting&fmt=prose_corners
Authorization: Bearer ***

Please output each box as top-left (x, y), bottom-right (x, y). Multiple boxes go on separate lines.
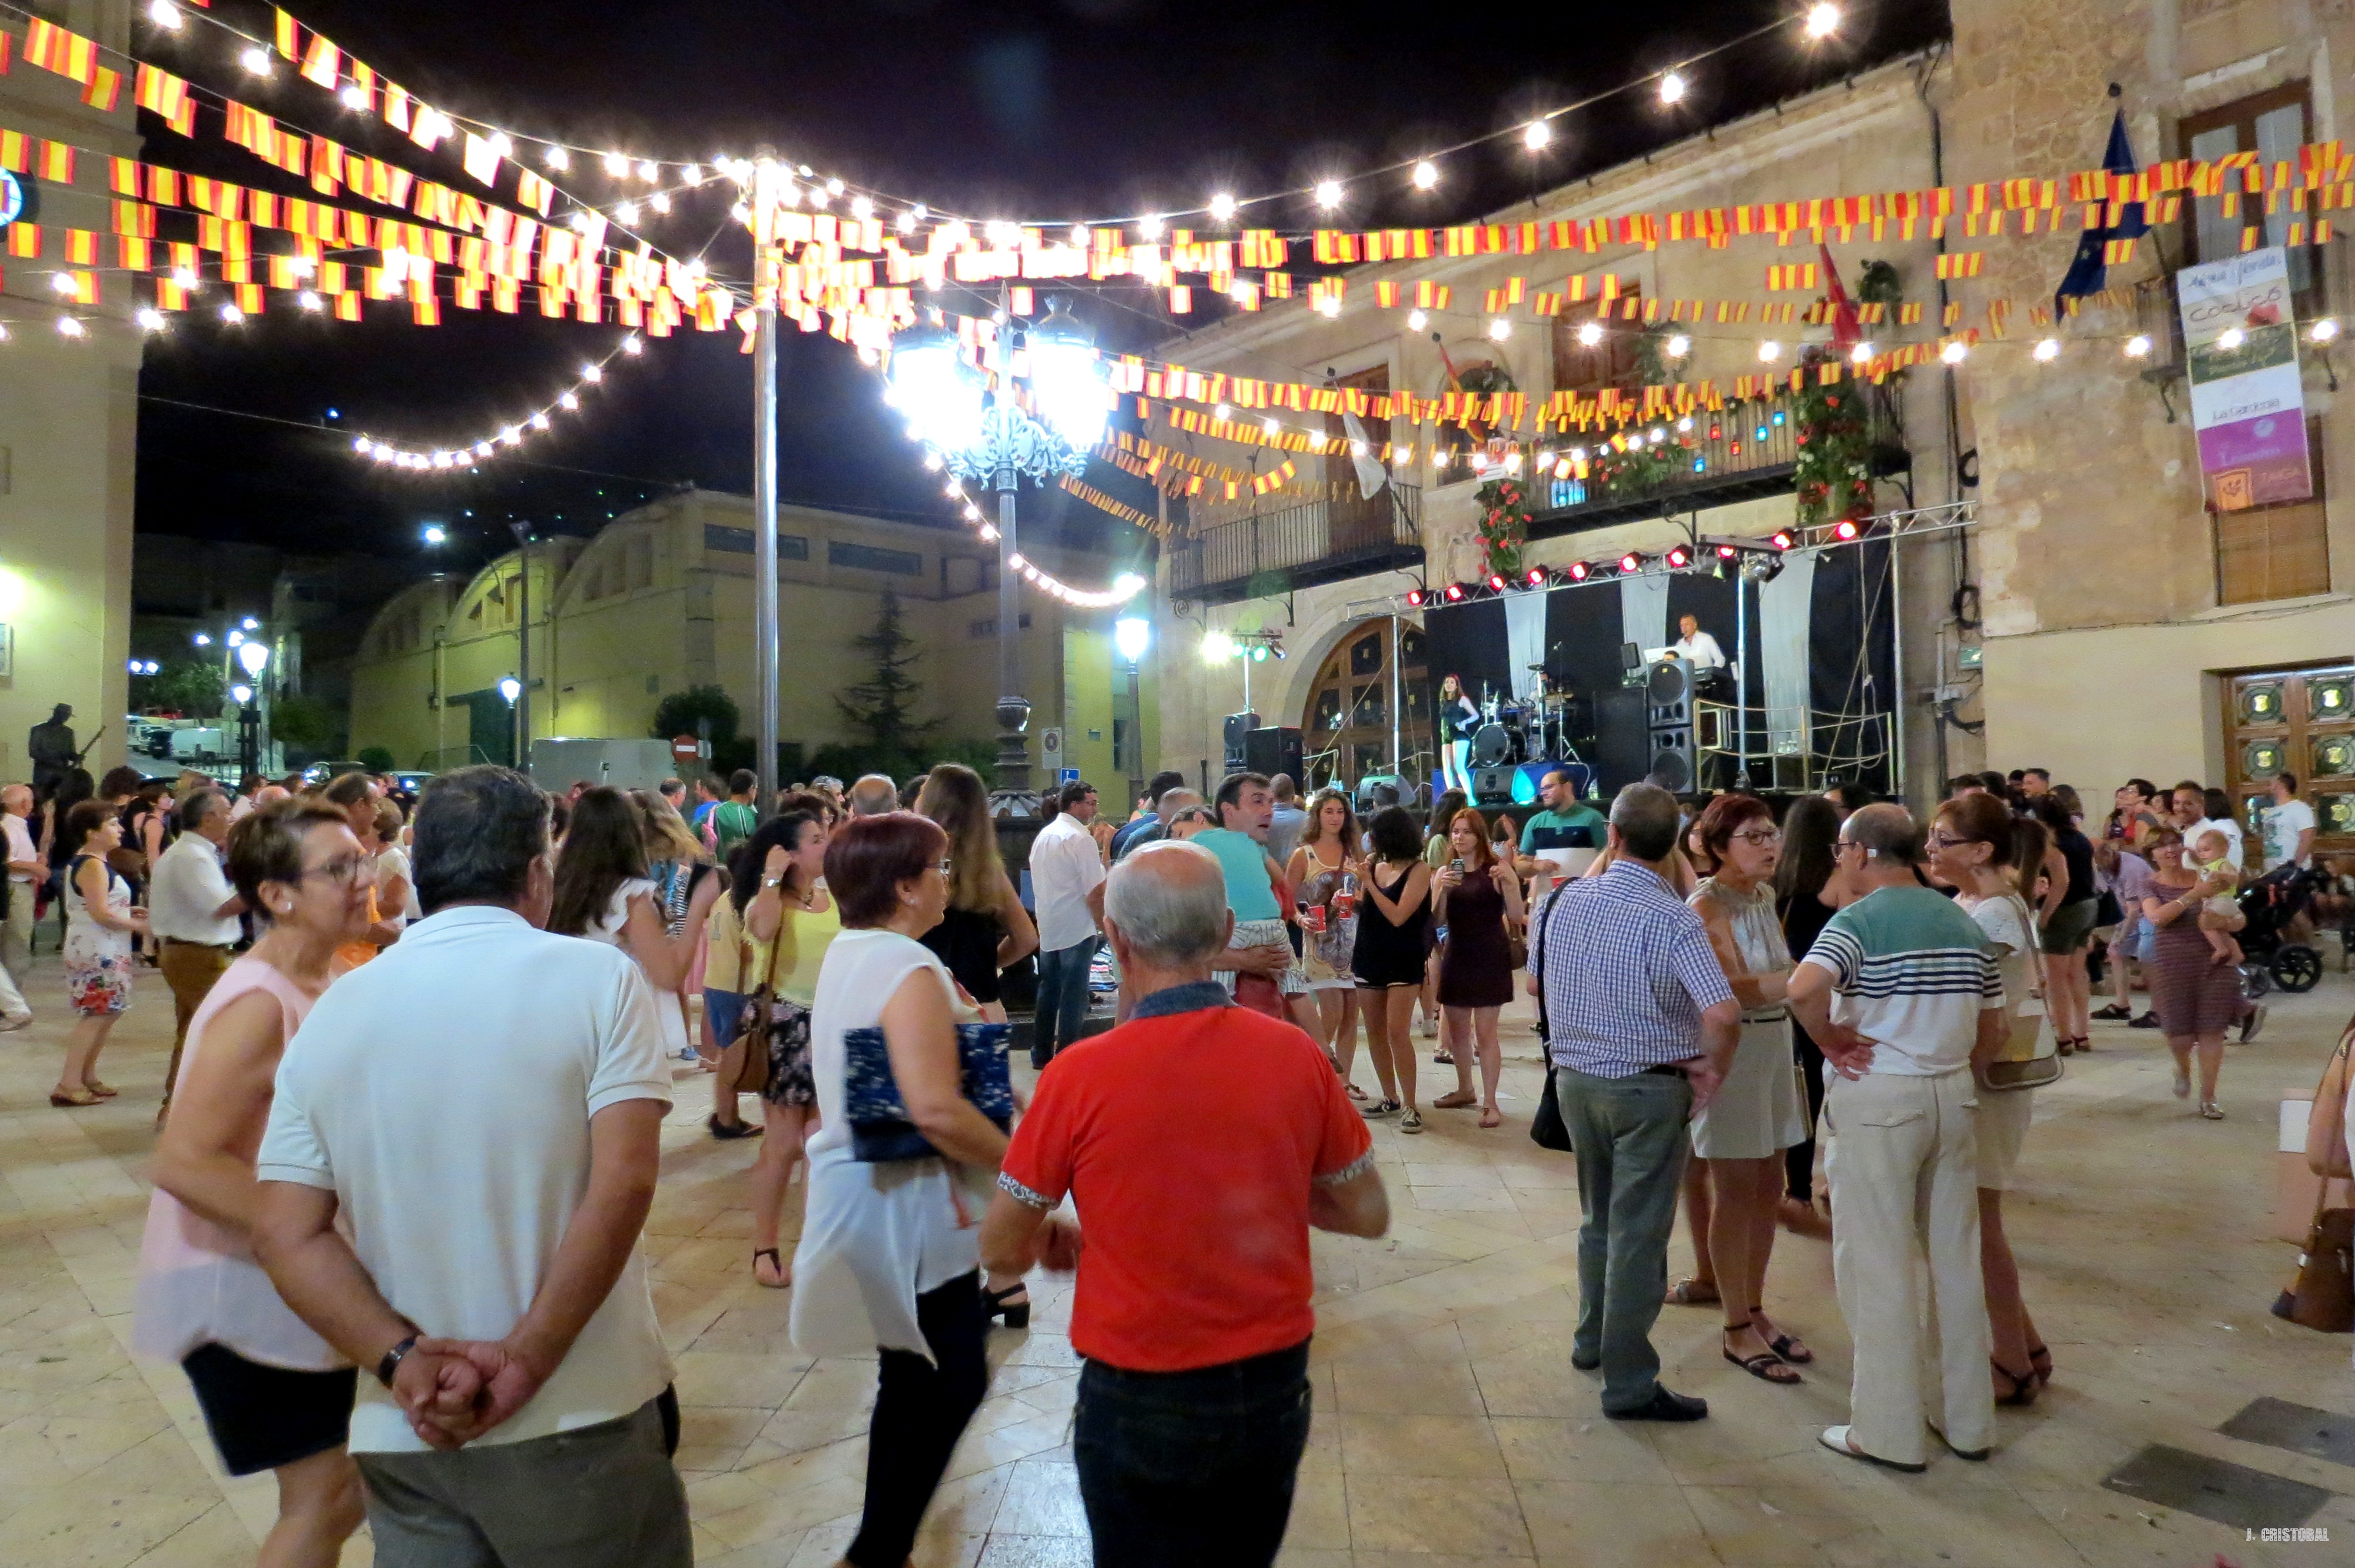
top-left (1934, 251), bottom-right (1985, 279)
top-left (0, 130), bottom-right (24, 174)
top-left (5, 224), bottom-right (37, 259)
top-left (301, 36), bottom-right (341, 91)
top-left (81, 68), bottom-right (120, 114)
top-left (462, 131), bottom-right (500, 187)
top-left (118, 236), bottom-right (150, 270)
top-left (37, 140), bottom-right (73, 184)
top-left (64, 228), bottom-right (95, 265)
top-left (237, 283), bottom-right (264, 314)
top-left (24, 18), bottom-right (96, 86)
top-left (334, 291), bottom-right (362, 321)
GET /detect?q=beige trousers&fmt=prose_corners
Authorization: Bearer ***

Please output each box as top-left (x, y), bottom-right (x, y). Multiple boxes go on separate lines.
top-left (1823, 1068), bottom-right (1994, 1465)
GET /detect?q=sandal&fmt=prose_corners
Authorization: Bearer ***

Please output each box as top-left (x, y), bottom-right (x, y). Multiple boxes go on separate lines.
top-left (1753, 1311), bottom-right (1813, 1364)
top-left (2090, 1004), bottom-right (2131, 1021)
top-left (752, 1248), bottom-right (790, 1290)
top-left (1433, 1050), bottom-right (1454, 1065)
top-left (48, 1088), bottom-right (97, 1108)
top-left (1478, 1106), bottom-right (1503, 1128)
top-left (84, 1081), bottom-right (118, 1098)
top-left (1992, 1358), bottom-right (2039, 1407)
top-left (1344, 1083), bottom-right (1368, 1101)
top-left (983, 1283), bottom-right (1030, 1330)
top-left (707, 1114), bottom-right (763, 1141)
top-left (1431, 1089), bottom-right (1477, 1109)
top-left (2028, 1344), bottom-right (2053, 1387)
top-left (1723, 1325), bottom-right (1802, 1384)
top-left (1664, 1278), bottom-right (1720, 1307)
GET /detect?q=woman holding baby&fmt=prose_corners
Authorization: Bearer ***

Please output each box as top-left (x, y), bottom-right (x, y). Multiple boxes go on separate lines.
top-left (2139, 826), bottom-right (2243, 1121)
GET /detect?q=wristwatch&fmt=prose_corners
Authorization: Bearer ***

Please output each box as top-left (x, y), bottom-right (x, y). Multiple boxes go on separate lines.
top-left (376, 1333), bottom-right (420, 1388)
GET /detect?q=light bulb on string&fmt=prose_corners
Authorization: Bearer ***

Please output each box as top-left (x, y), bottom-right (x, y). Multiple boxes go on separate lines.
top-left (2124, 334), bottom-right (2152, 358)
top-left (649, 192), bottom-right (671, 214)
top-left (134, 307), bottom-right (165, 332)
top-left (602, 151), bottom-right (629, 178)
top-left (240, 45), bottom-right (271, 75)
top-left (298, 290), bottom-right (322, 310)
top-left (1941, 339), bottom-right (1969, 364)
top-left (1758, 340), bottom-right (1783, 361)
top-left (2032, 337), bottom-right (2061, 361)
top-left (1407, 308), bottom-right (1427, 330)
top-left (1850, 341), bottom-right (1873, 363)
top-left (851, 195), bottom-right (874, 220)
top-left (1208, 192), bottom-right (1238, 223)
top-left (1487, 318), bottom-right (1512, 341)
top-left (340, 83), bottom-right (369, 109)
top-left (1665, 333), bottom-right (1690, 358)
top-left (1411, 160), bottom-right (1439, 190)
top-left (637, 161), bottom-right (659, 182)
top-left (683, 164), bottom-right (704, 185)
top-left (895, 211), bottom-right (916, 234)
top-left (1577, 320), bottom-right (1604, 347)
top-left (1659, 69), bottom-right (1687, 104)
top-left (1805, 3), bottom-right (1841, 40)
top-left (219, 303), bottom-right (244, 324)
top-left (147, 0), bottom-right (181, 29)
top-left (615, 201), bottom-right (640, 226)
top-left (1314, 179), bottom-right (1344, 211)
top-left (2217, 327), bottom-right (2245, 350)
top-left (544, 146), bottom-right (570, 171)
top-left (1137, 214), bottom-right (1164, 240)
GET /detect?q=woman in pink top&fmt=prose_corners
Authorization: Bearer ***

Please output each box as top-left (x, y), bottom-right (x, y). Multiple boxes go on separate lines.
top-left (135, 799), bottom-right (376, 1568)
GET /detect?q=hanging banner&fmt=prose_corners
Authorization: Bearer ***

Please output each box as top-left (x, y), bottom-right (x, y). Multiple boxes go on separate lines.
top-left (2177, 245), bottom-right (2311, 510)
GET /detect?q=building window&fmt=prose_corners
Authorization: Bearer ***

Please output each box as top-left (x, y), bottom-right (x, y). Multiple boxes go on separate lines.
top-left (830, 540), bottom-right (923, 576)
top-left (1551, 280), bottom-right (1647, 394)
top-left (703, 524), bottom-right (810, 560)
top-left (2216, 415), bottom-right (2330, 606)
top-left (2181, 82), bottom-right (2323, 312)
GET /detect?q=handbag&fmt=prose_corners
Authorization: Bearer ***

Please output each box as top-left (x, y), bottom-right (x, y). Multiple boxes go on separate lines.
top-left (1980, 893), bottom-right (2064, 1093)
top-left (1527, 881), bottom-right (1573, 1154)
top-left (728, 922), bottom-right (779, 1099)
top-left (843, 1019), bottom-right (1014, 1162)
top-left (2271, 1195), bottom-right (2355, 1333)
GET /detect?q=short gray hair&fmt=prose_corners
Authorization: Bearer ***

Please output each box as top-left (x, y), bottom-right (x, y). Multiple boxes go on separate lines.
top-left (1610, 783), bottom-right (1683, 861)
top-left (1843, 802), bottom-right (1923, 866)
top-left (179, 787), bottom-right (228, 832)
top-left (1104, 840), bottom-right (1229, 965)
top-left (847, 774), bottom-right (899, 816)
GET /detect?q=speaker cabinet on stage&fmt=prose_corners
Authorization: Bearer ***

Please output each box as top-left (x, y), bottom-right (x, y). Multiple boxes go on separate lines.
top-left (1648, 725), bottom-right (1697, 793)
top-left (1593, 686), bottom-right (1652, 795)
top-left (1243, 726), bottom-right (1303, 786)
top-left (1222, 711), bottom-right (1260, 772)
top-left (1646, 656), bottom-right (1695, 726)
top-left (1472, 765), bottom-right (1518, 807)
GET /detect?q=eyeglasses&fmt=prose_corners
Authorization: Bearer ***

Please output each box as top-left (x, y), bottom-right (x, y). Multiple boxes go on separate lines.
top-left (1833, 839), bottom-right (1865, 857)
top-left (936, 858), bottom-right (954, 877)
top-left (1731, 829), bottom-right (1782, 846)
top-left (1927, 832), bottom-right (1977, 849)
top-left (293, 853), bottom-right (374, 886)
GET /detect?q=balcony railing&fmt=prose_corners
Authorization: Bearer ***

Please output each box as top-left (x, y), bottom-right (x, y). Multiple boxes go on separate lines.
top-left (1526, 395), bottom-right (1908, 538)
top-left (1169, 484), bottom-right (1423, 604)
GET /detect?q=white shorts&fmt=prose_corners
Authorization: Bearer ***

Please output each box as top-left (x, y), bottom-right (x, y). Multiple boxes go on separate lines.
top-left (1215, 917), bottom-right (1309, 996)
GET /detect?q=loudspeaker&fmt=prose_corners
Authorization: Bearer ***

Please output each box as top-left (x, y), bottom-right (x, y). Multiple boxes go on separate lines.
top-left (1593, 686), bottom-right (1651, 795)
top-left (1472, 765), bottom-right (1518, 807)
top-left (1355, 772), bottom-right (1412, 813)
top-left (1646, 656), bottom-right (1694, 726)
top-left (1243, 725), bottom-right (1303, 786)
top-left (1648, 725), bottom-right (1696, 793)
top-left (1222, 710), bottom-right (1260, 772)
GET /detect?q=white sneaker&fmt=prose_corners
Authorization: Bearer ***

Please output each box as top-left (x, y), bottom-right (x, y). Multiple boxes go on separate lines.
top-left (2171, 1065), bottom-right (2191, 1099)
top-left (0, 1012), bottom-right (31, 1032)
top-left (1416, 1016), bottom-right (1437, 1039)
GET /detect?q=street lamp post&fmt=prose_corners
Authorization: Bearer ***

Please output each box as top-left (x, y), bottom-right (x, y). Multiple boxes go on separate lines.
top-left (236, 640), bottom-right (270, 779)
top-left (887, 294), bottom-right (1112, 818)
top-left (508, 523), bottom-right (533, 779)
top-left (1115, 616), bottom-right (1150, 806)
top-left (498, 675), bottom-right (523, 769)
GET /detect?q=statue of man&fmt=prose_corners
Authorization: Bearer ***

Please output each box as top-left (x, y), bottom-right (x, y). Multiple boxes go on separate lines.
top-left (28, 705), bottom-right (76, 799)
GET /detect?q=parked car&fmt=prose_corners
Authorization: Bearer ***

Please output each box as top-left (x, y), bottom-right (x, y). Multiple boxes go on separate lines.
top-left (300, 760), bottom-right (369, 786)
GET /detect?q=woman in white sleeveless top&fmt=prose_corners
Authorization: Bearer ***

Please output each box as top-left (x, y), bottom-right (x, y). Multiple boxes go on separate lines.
top-left (135, 798), bottom-right (376, 1567)
top-left (549, 788), bottom-right (698, 1056)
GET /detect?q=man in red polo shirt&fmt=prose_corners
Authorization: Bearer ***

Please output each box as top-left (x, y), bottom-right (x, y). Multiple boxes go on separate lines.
top-left (981, 839), bottom-right (1388, 1568)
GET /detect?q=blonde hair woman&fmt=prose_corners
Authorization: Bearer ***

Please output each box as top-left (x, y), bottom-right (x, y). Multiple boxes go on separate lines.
top-left (913, 764), bottom-right (1037, 1022)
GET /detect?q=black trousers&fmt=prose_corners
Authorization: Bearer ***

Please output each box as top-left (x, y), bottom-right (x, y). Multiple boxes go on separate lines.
top-left (847, 1271), bottom-right (990, 1568)
top-left (1074, 1339), bottom-right (1312, 1568)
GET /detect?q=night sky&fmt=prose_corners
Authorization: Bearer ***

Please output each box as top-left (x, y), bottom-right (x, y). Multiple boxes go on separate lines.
top-left (130, 0), bottom-right (1949, 566)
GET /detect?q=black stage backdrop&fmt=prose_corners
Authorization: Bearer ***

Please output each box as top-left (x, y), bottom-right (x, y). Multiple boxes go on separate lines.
top-left (1807, 538), bottom-right (1895, 793)
top-left (1664, 571), bottom-right (1766, 719)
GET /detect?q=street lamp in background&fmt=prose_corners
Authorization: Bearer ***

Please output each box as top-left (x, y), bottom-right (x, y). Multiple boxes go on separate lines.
top-left (1114, 616), bottom-right (1150, 806)
top-left (235, 639), bottom-right (270, 778)
top-left (498, 676), bottom-right (523, 769)
top-left (888, 293), bottom-right (1113, 816)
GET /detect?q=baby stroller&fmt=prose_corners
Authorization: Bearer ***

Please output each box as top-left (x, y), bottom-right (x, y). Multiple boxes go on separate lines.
top-left (2237, 862), bottom-right (2329, 996)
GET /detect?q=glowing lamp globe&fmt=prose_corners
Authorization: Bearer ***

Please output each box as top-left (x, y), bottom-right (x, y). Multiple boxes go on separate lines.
top-left (1113, 617), bottom-right (1150, 665)
top-left (236, 640), bottom-right (270, 676)
top-left (1026, 297), bottom-right (1110, 451)
top-left (499, 676), bottom-right (523, 705)
top-left (885, 321), bottom-right (985, 456)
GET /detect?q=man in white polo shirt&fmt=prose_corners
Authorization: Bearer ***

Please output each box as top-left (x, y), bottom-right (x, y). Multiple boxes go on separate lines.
top-left (1030, 778), bottom-right (1109, 1068)
top-left (0, 783), bottom-right (40, 1028)
top-left (254, 766), bottom-right (687, 1568)
top-left (149, 787), bottom-right (246, 1117)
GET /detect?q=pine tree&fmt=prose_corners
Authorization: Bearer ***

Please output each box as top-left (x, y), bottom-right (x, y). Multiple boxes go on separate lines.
top-left (835, 591), bottom-right (940, 759)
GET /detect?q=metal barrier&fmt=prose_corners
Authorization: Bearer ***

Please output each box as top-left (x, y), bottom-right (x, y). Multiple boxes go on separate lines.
top-left (1170, 485), bottom-right (1422, 600)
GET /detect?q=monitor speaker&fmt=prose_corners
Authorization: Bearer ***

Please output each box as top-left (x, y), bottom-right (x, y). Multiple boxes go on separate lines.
top-left (1243, 725), bottom-right (1303, 786)
top-left (1472, 765), bottom-right (1518, 807)
top-left (1355, 772), bottom-right (1412, 813)
top-left (1646, 656), bottom-right (1694, 726)
top-left (1648, 726), bottom-right (1696, 793)
top-left (1222, 710), bottom-right (1260, 771)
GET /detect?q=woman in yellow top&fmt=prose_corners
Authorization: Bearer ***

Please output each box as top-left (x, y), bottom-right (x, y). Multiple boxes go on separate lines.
top-left (732, 808), bottom-right (840, 1288)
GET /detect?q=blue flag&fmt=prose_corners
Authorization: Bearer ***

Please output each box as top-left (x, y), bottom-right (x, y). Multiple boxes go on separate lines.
top-left (2054, 108), bottom-right (2149, 317)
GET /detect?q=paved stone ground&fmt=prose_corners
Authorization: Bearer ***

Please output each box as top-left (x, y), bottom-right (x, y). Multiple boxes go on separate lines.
top-left (4, 945), bottom-right (2354, 1566)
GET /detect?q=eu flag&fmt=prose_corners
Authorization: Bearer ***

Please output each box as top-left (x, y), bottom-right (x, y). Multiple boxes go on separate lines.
top-left (2054, 108), bottom-right (2149, 317)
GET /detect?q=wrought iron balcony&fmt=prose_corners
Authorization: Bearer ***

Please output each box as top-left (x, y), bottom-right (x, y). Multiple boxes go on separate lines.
top-left (1169, 484), bottom-right (1423, 605)
top-left (1524, 397), bottom-right (1909, 539)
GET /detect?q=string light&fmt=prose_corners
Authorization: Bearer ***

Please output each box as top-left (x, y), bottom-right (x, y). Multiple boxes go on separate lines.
top-left (1487, 318), bottom-right (1512, 340)
top-left (1208, 192), bottom-right (1238, 223)
top-left (1407, 309), bottom-right (1428, 330)
top-left (2124, 334), bottom-right (2152, 358)
top-left (1577, 320), bottom-right (1605, 347)
top-left (1523, 121), bottom-right (1551, 150)
top-left (545, 146), bottom-right (570, 171)
top-left (1758, 340), bottom-right (1782, 361)
top-left (1665, 333), bottom-right (1690, 358)
top-left (1849, 341), bottom-right (1873, 363)
top-left (1805, 3), bottom-right (1841, 40)
top-left (351, 340), bottom-right (634, 470)
top-left (56, 317), bottom-right (85, 338)
top-left (2032, 337), bottom-right (2061, 361)
top-left (2313, 318), bottom-right (2341, 342)
top-left (602, 151), bottom-right (629, 178)
top-left (135, 307), bottom-right (166, 331)
top-left (2217, 327), bottom-right (2245, 350)
top-left (1659, 69), bottom-right (1687, 105)
top-left (239, 44), bottom-right (270, 75)
top-left (1314, 179), bottom-right (1344, 211)
top-left (1942, 340), bottom-right (1969, 363)
top-left (339, 82), bottom-right (368, 109)
top-left (298, 290), bottom-right (323, 310)
top-left (1411, 160), bottom-right (1439, 190)
top-left (147, 0), bottom-right (181, 29)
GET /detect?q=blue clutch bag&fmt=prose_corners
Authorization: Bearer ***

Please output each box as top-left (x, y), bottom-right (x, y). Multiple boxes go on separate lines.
top-left (843, 1021), bottom-right (1014, 1162)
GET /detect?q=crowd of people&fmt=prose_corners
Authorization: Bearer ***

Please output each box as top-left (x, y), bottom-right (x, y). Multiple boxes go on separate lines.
top-left (0, 741), bottom-right (2300, 1565)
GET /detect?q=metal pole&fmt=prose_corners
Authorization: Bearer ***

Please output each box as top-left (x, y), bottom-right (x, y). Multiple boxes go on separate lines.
top-left (1125, 656), bottom-right (1143, 805)
top-left (1389, 613), bottom-right (1402, 775)
top-left (754, 301), bottom-right (781, 811)
top-left (509, 523), bottom-right (530, 774)
top-left (1735, 572), bottom-right (1750, 788)
top-left (993, 476), bottom-right (1031, 794)
top-left (1888, 530), bottom-right (1907, 804)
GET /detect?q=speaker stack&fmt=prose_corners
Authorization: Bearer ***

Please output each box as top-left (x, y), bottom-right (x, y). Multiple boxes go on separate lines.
top-left (1243, 725), bottom-right (1304, 786)
top-left (1646, 656), bottom-right (1697, 793)
top-left (1471, 765), bottom-right (1518, 807)
top-left (1222, 711), bottom-right (1260, 773)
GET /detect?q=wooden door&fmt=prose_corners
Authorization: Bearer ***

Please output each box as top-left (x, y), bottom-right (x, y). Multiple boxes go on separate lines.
top-left (2221, 662), bottom-right (2355, 860)
top-left (1324, 366), bottom-right (1395, 558)
top-left (1302, 617), bottom-right (1428, 790)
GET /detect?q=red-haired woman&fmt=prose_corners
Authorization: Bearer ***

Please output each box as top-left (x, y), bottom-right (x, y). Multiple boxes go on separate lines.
top-left (1431, 808), bottom-right (1524, 1127)
top-left (1686, 793), bottom-right (1812, 1384)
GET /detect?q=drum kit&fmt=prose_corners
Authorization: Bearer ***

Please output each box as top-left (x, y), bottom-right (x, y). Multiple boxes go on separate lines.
top-left (1467, 667), bottom-right (1587, 769)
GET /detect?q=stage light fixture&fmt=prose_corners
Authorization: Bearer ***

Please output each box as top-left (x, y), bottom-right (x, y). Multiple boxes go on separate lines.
top-left (1833, 519), bottom-right (1861, 542)
top-left (1444, 583), bottom-right (1466, 602)
top-left (1620, 553), bottom-right (1642, 574)
top-left (1567, 561), bottom-right (1590, 582)
top-left (1525, 567), bottom-right (1547, 587)
top-left (1770, 529), bottom-right (1795, 550)
top-left (1665, 545), bottom-right (1691, 569)
top-left (1716, 544), bottom-right (1737, 558)
top-left (1487, 573), bottom-right (1507, 592)
top-left (1405, 587), bottom-right (1426, 607)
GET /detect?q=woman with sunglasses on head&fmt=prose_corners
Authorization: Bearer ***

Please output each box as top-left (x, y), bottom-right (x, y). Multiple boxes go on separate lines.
top-left (135, 800), bottom-right (374, 1568)
top-left (1928, 793), bottom-right (2056, 1403)
top-left (1684, 794), bottom-right (1812, 1384)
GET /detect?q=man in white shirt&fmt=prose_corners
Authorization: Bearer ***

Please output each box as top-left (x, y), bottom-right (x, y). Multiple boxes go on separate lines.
top-left (0, 783), bottom-right (42, 1025)
top-left (1030, 778), bottom-right (1109, 1068)
top-left (2170, 780), bottom-right (2245, 873)
top-left (1672, 613), bottom-right (1727, 672)
top-left (253, 766), bottom-right (688, 1568)
top-left (149, 788), bottom-right (247, 1115)
top-left (2261, 772), bottom-right (2318, 874)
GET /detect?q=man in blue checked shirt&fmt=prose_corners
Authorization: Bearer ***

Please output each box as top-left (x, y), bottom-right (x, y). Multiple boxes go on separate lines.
top-left (1529, 783), bottom-right (1740, 1422)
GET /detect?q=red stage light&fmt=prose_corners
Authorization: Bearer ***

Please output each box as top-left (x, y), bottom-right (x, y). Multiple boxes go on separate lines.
top-left (1444, 583), bottom-right (1465, 602)
top-left (1769, 530), bottom-right (1795, 550)
top-left (1405, 588), bottom-right (1425, 607)
top-left (1716, 544), bottom-right (1737, 559)
top-left (1620, 553), bottom-right (1641, 573)
top-left (1487, 573), bottom-right (1507, 592)
top-left (1665, 546), bottom-right (1691, 569)
top-left (1833, 519), bottom-right (1860, 542)
top-left (1525, 567), bottom-right (1547, 587)
top-left (1567, 561), bottom-right (1590, 581)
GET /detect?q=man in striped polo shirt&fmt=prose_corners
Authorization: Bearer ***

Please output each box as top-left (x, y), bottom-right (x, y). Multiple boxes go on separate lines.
top-left (1790, 803), bottom-right (2007, 1473)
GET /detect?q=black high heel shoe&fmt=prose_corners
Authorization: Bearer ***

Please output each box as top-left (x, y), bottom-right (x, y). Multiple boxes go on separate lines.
top-left (983, 1283), bottom-right (1030, 1330)
top-left (1992, 1358), bottom-right (2039, 1407)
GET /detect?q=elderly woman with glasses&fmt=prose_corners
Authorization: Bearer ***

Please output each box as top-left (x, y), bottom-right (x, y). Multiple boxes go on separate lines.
top-left (1683, 793), bottom-right (1813, 1384)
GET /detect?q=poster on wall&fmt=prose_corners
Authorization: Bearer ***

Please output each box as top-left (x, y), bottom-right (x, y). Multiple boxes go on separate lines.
top-left (2176, 245), bottom-right (2311, 511)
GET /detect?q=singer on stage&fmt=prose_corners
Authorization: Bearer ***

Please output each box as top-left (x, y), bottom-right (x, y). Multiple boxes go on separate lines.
top-left (1438, 673), bottom-right (1479, 794)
